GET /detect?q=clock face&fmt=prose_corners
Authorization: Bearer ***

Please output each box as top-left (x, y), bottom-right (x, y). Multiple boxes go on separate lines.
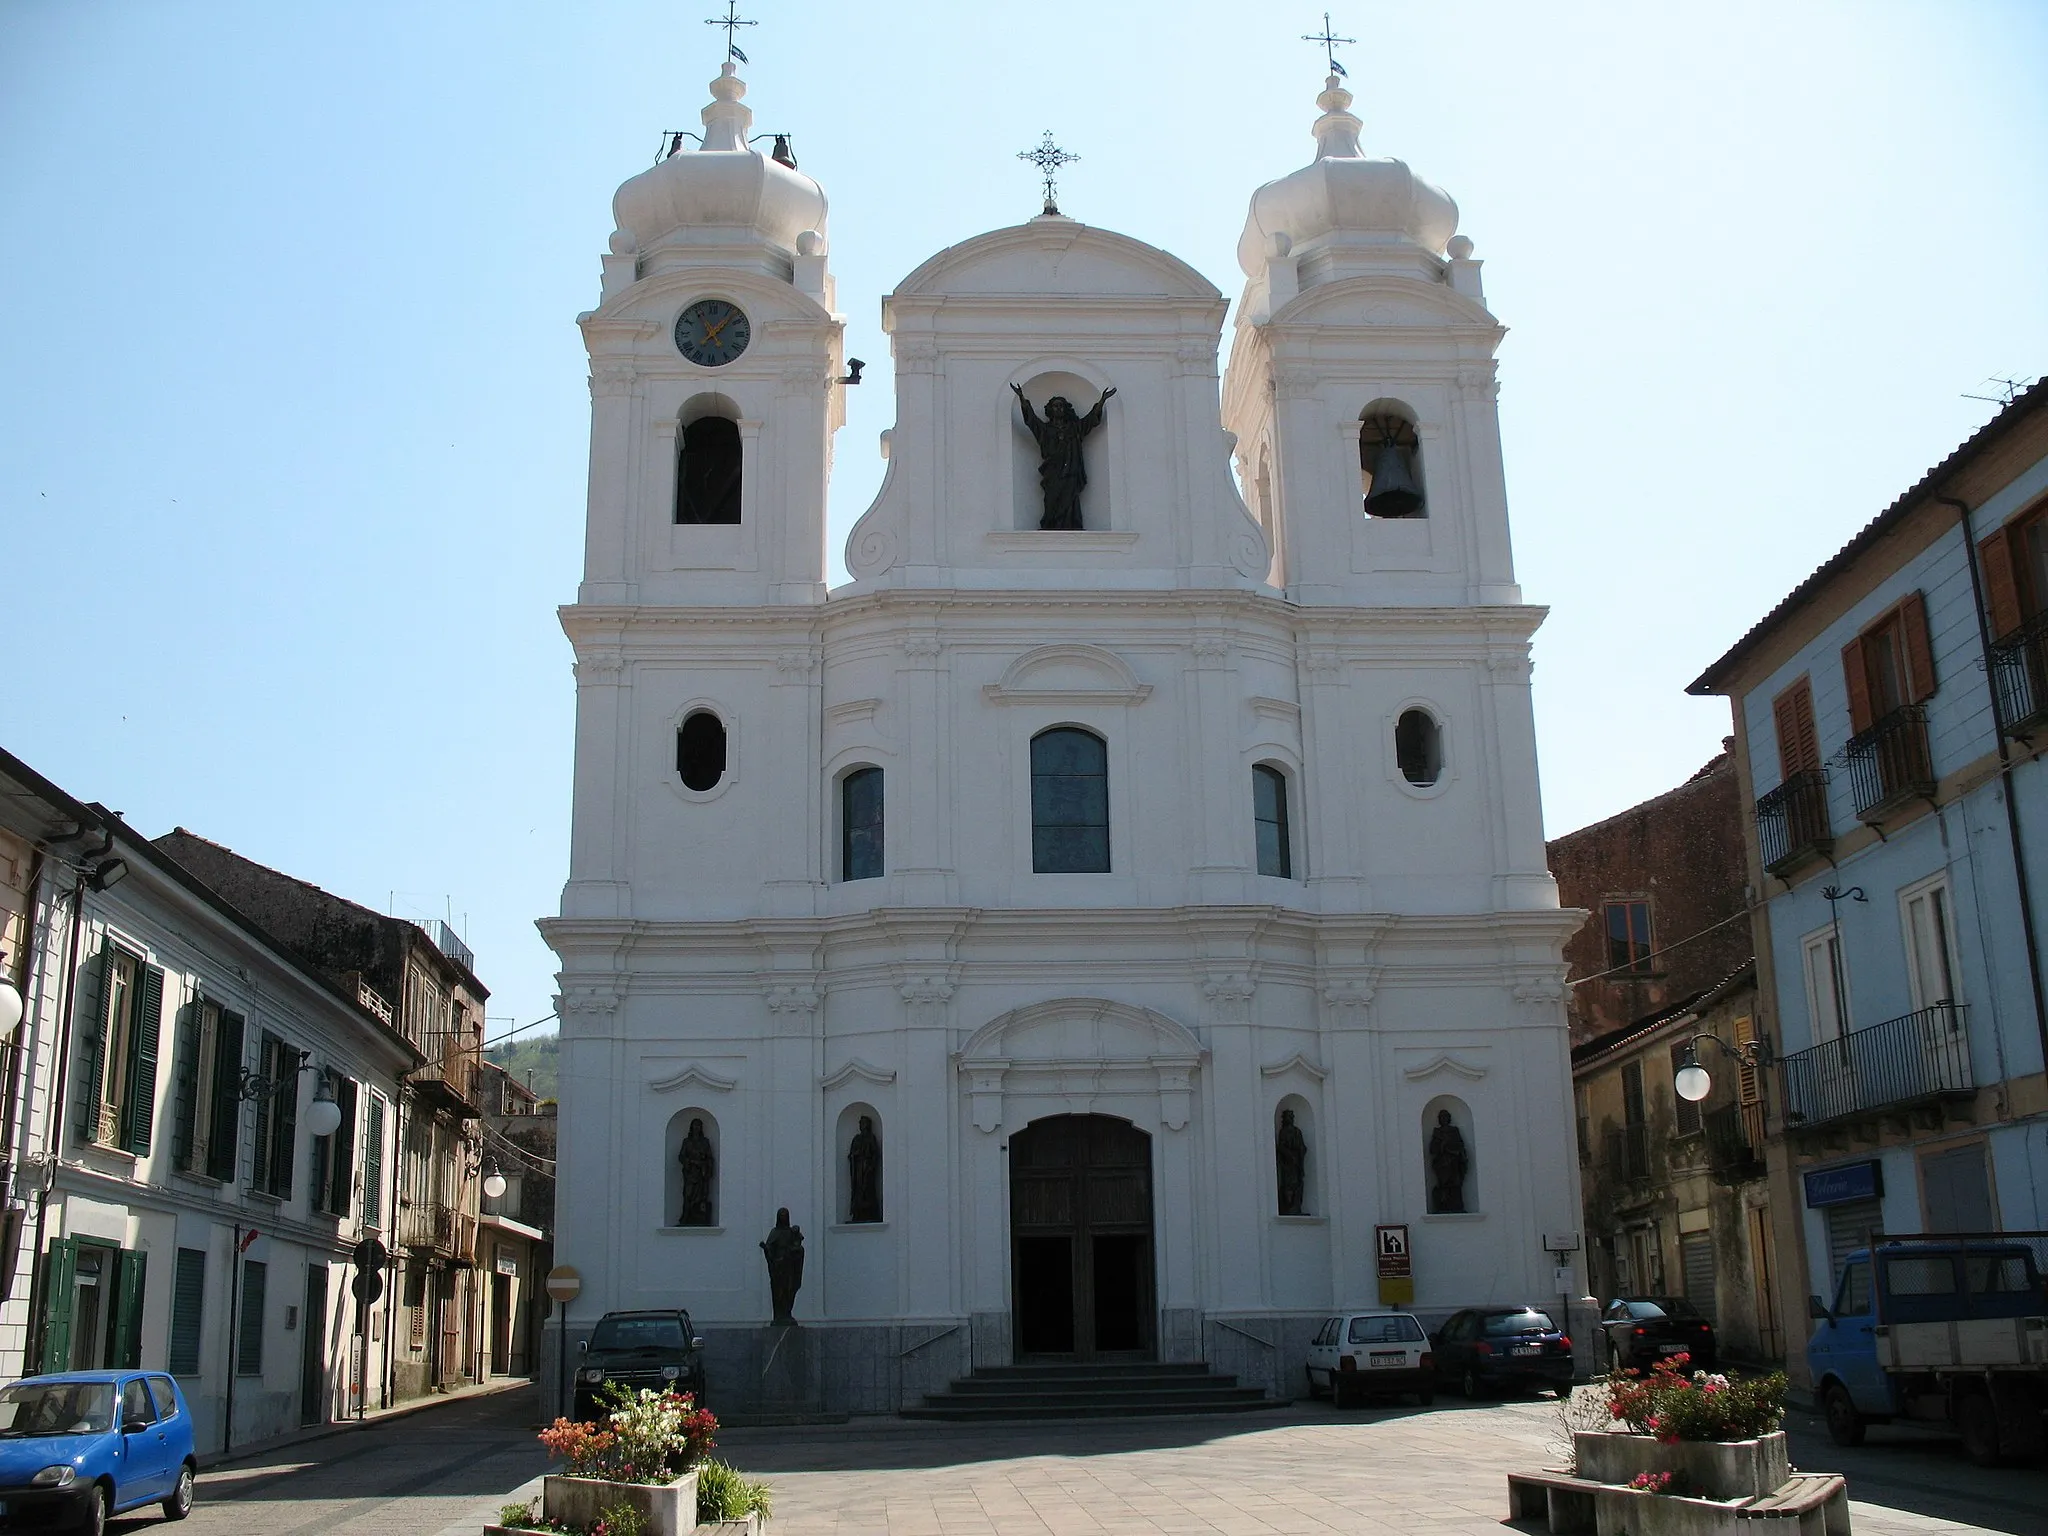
top-left (674, 299), bottom-right (751, 367)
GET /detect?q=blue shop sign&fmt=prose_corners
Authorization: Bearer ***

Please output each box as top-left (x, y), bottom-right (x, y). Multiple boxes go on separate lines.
top-left (1804, 1160), bottom-right (1884, 1208)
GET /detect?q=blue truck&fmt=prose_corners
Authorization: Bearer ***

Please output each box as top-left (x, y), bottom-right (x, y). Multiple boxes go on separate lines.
top-left (1806, 1231), bottom-right (2048, 1466)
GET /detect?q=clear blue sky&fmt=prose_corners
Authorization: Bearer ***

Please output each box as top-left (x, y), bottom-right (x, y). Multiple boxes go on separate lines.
top-left (4, 1), bottom-right (2044, 1038)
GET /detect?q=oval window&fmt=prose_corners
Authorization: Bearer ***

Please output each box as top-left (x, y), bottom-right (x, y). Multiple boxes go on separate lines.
top-left (677, 712), bottom-right (727, 792)
top-left (1396, 709), bottom-right (1442, 787)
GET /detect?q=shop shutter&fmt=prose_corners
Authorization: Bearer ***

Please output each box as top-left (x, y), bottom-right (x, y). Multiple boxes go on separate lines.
top-left (38, 1239), bottom-right (79, 1372)
top-left (169, 1248), bottom-right (206, 1375)
top-left (1900, 592), bottom-right (1937, 703)
top-left (1680, 1231), bottom-right (1718, 1326)
top-left (239, 1259), bottom-right (268, 1375)
top-left (208, 1012), bottom-right (245, 1183)
top-left (1920, 1143), bottom-right (1994, 1231)
top-left (1824, 1200), bottom-right (1883, 1290)
top-left (110, 1248), bottom-right (147, 1368)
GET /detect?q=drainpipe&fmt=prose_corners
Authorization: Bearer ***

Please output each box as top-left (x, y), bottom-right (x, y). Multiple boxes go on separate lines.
top-left (22, 866), bottom-right (91, 1372)
top-left (1946, 495), bottom-right (2048, 1072)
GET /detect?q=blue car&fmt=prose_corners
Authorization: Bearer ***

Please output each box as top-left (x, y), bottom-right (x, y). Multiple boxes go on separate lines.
top-left (0, 1371), bottom-right (196, 1531)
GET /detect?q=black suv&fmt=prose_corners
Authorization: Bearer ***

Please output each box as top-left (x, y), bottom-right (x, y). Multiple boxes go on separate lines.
top-left (574, 1309), bottom-right (708, 1418)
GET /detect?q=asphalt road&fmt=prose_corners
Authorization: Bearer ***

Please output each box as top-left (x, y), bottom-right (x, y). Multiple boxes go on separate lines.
top-left (118, 1385), bottom-right (547, 1536)
top-left (1781, 1400), bottom-right (2048, 1536)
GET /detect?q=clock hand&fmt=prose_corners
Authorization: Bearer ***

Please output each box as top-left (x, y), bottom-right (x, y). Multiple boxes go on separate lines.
top-left (701, 314), bottom-right (735, 346)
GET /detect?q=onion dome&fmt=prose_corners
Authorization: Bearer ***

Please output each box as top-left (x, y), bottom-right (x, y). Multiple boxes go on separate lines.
top-left (1236, 75), bottom-right (1458, 278)
top-left (609, 61), bottom-right (827, 260)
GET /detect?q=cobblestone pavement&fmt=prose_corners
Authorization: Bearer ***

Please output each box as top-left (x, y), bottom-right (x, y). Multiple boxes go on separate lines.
top-left (115, 1384), bottom-right (2048, 1536)
top-left (118, 1384), bottom-right (547, 1536)
top-left (719, 1395), bottom-right (2048, 1536)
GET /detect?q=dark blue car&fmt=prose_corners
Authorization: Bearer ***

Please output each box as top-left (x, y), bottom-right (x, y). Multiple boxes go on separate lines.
top-left (0, 1371), bottom-right (196, 1531)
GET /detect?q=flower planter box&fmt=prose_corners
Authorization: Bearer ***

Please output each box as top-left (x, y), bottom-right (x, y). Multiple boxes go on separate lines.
top-left (542, 1470), bottom-right (701, 1536)
top-left (698, 1517), bottom-right (766, 1535)
top-left (1572, 1430), bottom-right (1789, 1503)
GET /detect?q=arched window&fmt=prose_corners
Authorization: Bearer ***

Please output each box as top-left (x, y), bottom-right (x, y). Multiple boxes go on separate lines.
top-left (676, 415), bottom-right (742, 524)
top-left (1360, 410), bottom-right (1426, 518)
top-left (841, 766), bottom-right (883, 881)
top-left (1396, 709), bottom-right (1443, 787)
top-left (1252, 763), bottom-right (1293, 878)
top-left (1030, 727), bottom-right (1109, 873)
top-left (666, 1109), bottom-right (720, 1227)
top-left (677, 711), bottom-right (727, 792)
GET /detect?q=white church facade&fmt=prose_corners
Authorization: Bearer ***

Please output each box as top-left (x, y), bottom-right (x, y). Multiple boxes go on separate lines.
top-left (542, 59), bottom-right (1585, 1410)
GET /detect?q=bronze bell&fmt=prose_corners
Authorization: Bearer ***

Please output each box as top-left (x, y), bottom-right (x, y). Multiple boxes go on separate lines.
top-left (1363, 441), bottom-right (1425, 517)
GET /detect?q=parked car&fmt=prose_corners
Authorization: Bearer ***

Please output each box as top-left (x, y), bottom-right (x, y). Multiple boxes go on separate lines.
top-left (574, 1308), bottom-right (709, 1419)
top-left (1431, 1307), bottom-right (1575, 1397)
top-left (0, 1370), bottom-right (197, 1532)
top-left (1303, 1310), bottom-right (1435, 1408)
top-left (1599, 1296), bottom-right (1717, 1372)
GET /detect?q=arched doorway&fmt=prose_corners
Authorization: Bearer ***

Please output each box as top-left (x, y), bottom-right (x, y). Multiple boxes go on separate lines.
top-left (1009, 1114), bottom-right (1155, 1360)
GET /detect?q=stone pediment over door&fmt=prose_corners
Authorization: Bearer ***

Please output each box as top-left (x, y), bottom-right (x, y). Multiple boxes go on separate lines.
top-left (954, 997), bottom-right (1205, 1133)
top-left (982, 644), bottom-right (1151, 706)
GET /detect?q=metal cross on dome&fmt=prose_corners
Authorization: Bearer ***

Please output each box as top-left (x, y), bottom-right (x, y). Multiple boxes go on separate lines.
top-left (1018, 131), bottom-right (1079, 216)
top-left (1301, 11), bottom-right (1355, 77)
top-left (705, 0), bottom-right (757, 63)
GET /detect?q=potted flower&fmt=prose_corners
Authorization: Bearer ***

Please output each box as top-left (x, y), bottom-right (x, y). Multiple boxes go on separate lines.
top-left (1572, 1354), bottom-right (1791, 1501)
top-left (532, 1384), bottom-right (719, 1536)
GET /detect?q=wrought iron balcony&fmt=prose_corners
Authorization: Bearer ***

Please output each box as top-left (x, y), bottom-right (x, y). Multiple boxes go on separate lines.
top-left (1703, 1104), bottom-right (1766, 1184)
top-left (410, 1029), bottom-right (481, 1113)
top-left (1990, 612), bottom-right (2048, 737)
top-left (1603, 1123), bottom-right (1652, 1185)
top-left (1780, 1001), bottom-right (1973, 1128)
top-left (1756, 769), bottom-right (1833, 876)
top-left (1845, 706), bottom-right (1936, 823)
top-left (399, 1199), bottom-right (477, 1263)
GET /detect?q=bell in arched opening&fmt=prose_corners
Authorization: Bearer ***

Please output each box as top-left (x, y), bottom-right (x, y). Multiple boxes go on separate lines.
top-left (1360, 414), bottom-right (1426, 518)
top-left (676, 414), bottom-right (743, 524)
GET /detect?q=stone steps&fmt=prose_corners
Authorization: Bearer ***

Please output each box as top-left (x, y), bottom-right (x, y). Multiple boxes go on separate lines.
top-left (904, 1361), bottom-right (1273, 1421)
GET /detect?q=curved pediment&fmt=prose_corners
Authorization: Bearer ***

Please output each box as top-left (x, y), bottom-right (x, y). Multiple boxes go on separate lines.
top-left (956, 997), bottom-right (1205, 1066)
top-left (983, 644), bottom-right (1151, 705)
top-left (889, 220), bottom-right (1221, 306)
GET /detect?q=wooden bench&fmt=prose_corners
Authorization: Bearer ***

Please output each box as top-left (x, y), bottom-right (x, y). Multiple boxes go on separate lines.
top-left (1507, 1468), bottom-right (1850, 1535)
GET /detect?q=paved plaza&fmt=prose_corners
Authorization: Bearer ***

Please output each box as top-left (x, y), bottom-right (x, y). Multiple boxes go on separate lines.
top-left (134, 1383), bottom-right (2047, 1536)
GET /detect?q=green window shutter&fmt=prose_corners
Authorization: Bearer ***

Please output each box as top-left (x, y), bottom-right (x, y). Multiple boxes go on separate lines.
top-left (208, 1012), bottom-right (245, 1183)
top-left (169, 1248), bottom-right (206, 1375)
top-left (72, 947), bottom-right (113, 1145)
top-left (274, 1069), bottom-right (298, 1199)
top-left (37, 1239), bottom-right (79, 1372)
top-left (123, 964), bottom-right (166, 1155)
top-left (171, 1002), bottom-right (201, 1170)
top-left (362, 1097), bottom-right (385, 1228)
top-left (309, 1107), bottom-right (331, 1214)
top-left (110, 1248), bottom-right (147, 1368)
top-left (251, 1036), bottom-right (275, 1192)
top-left (238, 1259), bottom-right (267, 1375)
top-left (329, 1079), bottom-right (358, 1216)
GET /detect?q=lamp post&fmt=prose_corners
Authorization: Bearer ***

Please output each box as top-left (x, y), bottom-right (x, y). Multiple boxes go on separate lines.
top-left (1672, 1030), bottom-right (1775, 1103)
top-left (239, 1049), bottom-right (344, 1137)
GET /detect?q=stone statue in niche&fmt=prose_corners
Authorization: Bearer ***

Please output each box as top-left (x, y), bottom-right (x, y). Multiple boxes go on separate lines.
top-left (1011, 382), bottom-right (1116, 530)
top-left (1428, 1108), bottom-right (1470, 1214)
top-left (1275, 1108), bottom-right (1308, 1216)
top-left (760, 1207), bottom-right (806, 1325)
top-left (847, 1115), bottom-right (882, 1223)
top-left (676, 1118), bottom-right (716, 1227)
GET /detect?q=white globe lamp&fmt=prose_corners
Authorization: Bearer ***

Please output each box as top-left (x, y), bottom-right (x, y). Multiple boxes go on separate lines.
top-left (1674, 1048), bottom-right (1713, 1104)
top-left (304, 1083), bottom-right (344, 1139)
top-left (0, 976), bottom-right (23, 1041)
top-left (483, 1165), bottom-right (509, 1201)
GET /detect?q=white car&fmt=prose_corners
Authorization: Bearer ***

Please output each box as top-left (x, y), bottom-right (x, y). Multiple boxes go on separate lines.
top-left (1304, 1310), bottom-right (1436, 1408)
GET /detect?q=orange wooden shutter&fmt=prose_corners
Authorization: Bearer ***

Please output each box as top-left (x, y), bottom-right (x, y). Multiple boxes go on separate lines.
top-left (1900, 591), bottom-right (1937, 703)
top-left (1772, 677), bottom-right (1818, 775)
top-left (1842, 635), bottom-right (1874, 734)
top-left (1981, 528), bottom-right (2023, 637)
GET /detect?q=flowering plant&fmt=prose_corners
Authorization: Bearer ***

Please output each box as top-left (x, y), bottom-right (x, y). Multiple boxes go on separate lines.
top-left (538, 1386), bottom-right (719, 1482)
top-left (1604, 1354), bottom-right (1786, 1444)
top-left (1627, 1469), bottom-right (1698, 1495)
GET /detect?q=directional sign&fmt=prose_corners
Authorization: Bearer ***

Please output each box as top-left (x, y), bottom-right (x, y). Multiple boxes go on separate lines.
top-left (351, 1268), bottom-right (385, 1305)
top-left (1375, 1223), bottom-right (1412, 1307)
top-left (351, 1237), bottom-right (389, 1272)
top-left (545, 1264), bottom-right (583, 1304)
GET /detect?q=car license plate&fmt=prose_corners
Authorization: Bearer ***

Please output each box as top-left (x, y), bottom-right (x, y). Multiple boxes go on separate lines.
top-left (1511, 1345), bottom-right (1540, 1356)
top-left (1369, 1351), bottom-right (1406, 1368)
top-left (1659, 1343), bottom-right (1685, 1354)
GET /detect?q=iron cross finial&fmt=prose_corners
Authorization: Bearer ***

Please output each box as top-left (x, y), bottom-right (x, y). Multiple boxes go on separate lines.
top-left (705, 1), bottom-right (757, 63)
top-left (1301, 11), bottom-right (1355, 77)
top-left (1018, 131), bottom-right (1079, 216)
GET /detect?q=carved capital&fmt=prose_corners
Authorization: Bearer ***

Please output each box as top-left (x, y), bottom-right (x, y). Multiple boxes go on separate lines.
top-left (1200, 973), bottom-right (1255, 1025)
top-left (590, 362), bottom-right (638, 397)
top-left (1512, 974), bottom-right (1566, 1009)
top-left (774, 648), bottom-right (821, 682)
top-left (1321, 980), bottom-right (1377, 1015)
top-left (778, 364), bottom-right (832, 395)
top-left (896, 339), bottom-right (938, 373)
top-left (1273, 368), bottom-right (1320, 401)
top-left (1486, 652), bottom-right (1534, 685)
top-left (1456, 364), bottom-right (1501, 402)
top-left (764, 984), bottom-right (822, 1016)
top-left (1191, 635), bottom-right (1232, 667)
top-left (1304, 650), bottom-right (1345, 680)
top-left (902, 634), bottom-right (942, 663)
top-left (1173, 339), bottom-right (1217, 377)
top-left (557, 987), bottom-right (621, 1026)
top-left (897, 975), bottom-right (955, 1005)
top-left (575, 652), bottom-right (627, 684)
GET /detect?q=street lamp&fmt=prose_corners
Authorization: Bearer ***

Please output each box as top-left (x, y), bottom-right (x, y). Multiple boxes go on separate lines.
top-left (239, 1049), bottom-right (343, 1136)
top-left (483, 1162), bottom-right (508, 1201)
top-left (0, 973), bottom-right (23, 1041)
top-left (1672, 1030), bottom-right (1775, 1103)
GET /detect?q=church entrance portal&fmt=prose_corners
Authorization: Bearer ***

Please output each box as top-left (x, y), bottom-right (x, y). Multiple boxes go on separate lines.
top-left (1009, 1114), bottom-right (1155, 1360)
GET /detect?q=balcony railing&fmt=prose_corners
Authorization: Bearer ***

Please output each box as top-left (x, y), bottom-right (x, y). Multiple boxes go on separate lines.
top-left (1756, 769), bottom-right (1833, 875)
top-left (1703, 1104), bottom-right (1766, 1184)
top-left (1603, 1122), bottom-right (1651, 1185)
top-left (1845, 706), bottom-right (1936, 823)
top-left (1781, 1001), bottom-right (1973, 1128)
top-left (399, 1199), bottom-right (478, 1263)
top-left (424, 919), bottom-right (476, 975)
top-left (411, 1030), bottom-right (481, 1112)
top-left (1990, 612), bottom-right (2048, 736)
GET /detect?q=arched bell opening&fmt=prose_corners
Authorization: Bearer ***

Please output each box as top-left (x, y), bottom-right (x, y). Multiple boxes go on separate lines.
top-left (1360, 404), bottom-right (1426, 519)
top-left (675, 395), bottom-right (743, 525)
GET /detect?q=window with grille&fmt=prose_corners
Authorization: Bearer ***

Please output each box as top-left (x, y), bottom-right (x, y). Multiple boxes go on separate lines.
top-left (1030, 728), bottom-right (1109, 873)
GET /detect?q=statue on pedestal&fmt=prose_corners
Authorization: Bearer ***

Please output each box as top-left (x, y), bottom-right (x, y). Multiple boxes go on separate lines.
top-left (761, 1207), bottom-right (806, 1325)
top-left (1428, 1109), bottom-right (1469, 1214)
top-left (1276, 1108), bottom-right (1308, 1216)
top-left (676, 1118), bottom-right (715, 1227)
top-left (847, 1116), bottom-right (882, 1223)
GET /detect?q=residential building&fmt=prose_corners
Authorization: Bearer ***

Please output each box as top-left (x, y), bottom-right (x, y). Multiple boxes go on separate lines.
top-left (1549, 755), bottom-right (1779, 1361)
top-left (542, 60), bottom-right (1583, 1413)
top-left (1691, 379), bottom-right (2048, 1390)
top-left (0, 748), bottom-right (417, 1451)
top-left (475, 1058), bottom-right (551, 1379)
top-left (151, 831), bottom-right (491, 1404)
